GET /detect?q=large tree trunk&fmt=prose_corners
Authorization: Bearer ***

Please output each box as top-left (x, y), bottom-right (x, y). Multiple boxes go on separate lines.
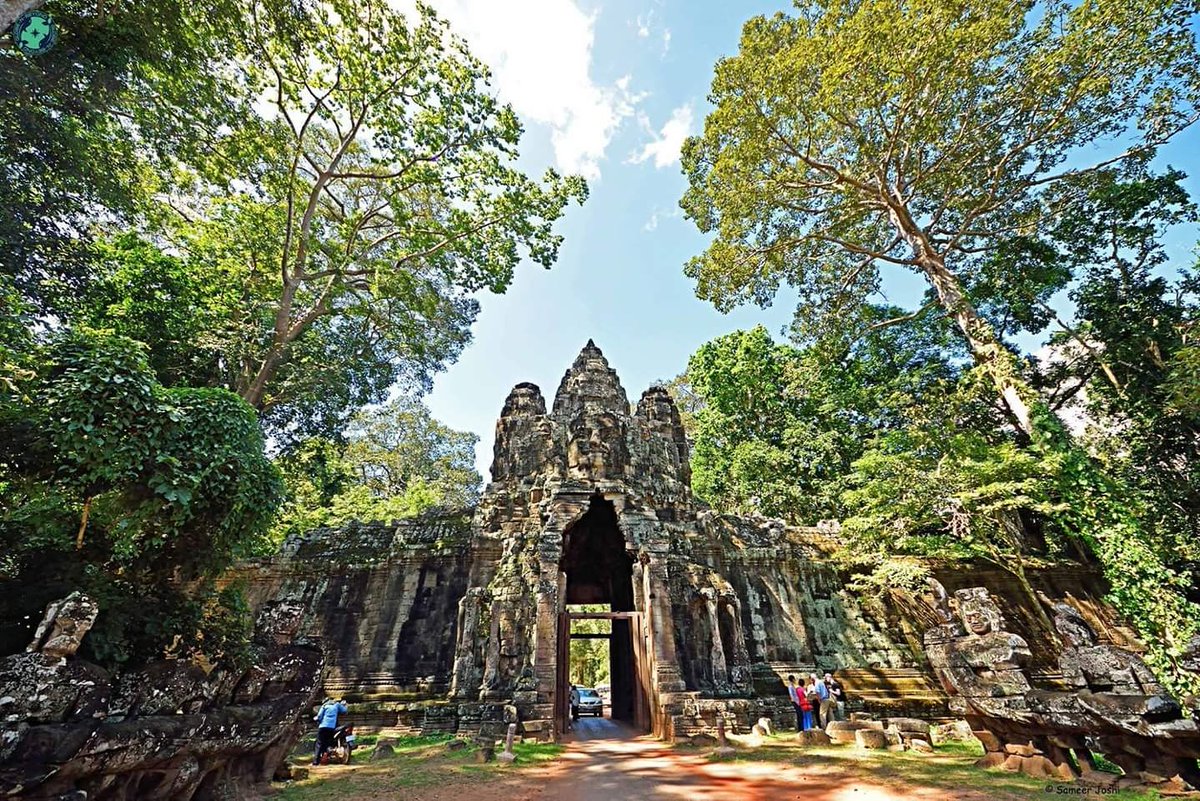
top-left (240, 346), bottom-right (284, 410)
top-left (885, 202), bottom-right (1037, 439)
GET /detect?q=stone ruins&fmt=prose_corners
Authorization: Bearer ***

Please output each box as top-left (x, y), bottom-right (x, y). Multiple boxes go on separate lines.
top-left (4, 341), bottom-right (1199, 797)
top-left (231, 341), bottom-right (1200, 788)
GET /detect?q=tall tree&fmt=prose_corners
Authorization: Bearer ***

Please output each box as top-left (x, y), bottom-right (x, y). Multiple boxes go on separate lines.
top-left (685, 318), bottom-right (958, 523)
top-left (681, 0), bottom-right (1200, 438)
top-left (162, 0), bottom-right (586, 430)
top-left (0, 0), bottom-right (287, 315)
top-left (272, 395), bottom-right (481, 541)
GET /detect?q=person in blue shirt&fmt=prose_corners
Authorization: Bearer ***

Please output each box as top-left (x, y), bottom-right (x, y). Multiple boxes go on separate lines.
top-left (812, 673), bottom-right (831, 728)
top-left (312, 697), bottom-right (348, 765)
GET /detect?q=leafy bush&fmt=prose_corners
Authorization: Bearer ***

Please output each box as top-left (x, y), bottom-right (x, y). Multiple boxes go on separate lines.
top-left (0, 329), bottom-right (281, 666)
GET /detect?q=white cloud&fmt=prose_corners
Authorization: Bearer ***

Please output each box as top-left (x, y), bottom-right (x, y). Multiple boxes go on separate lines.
top-left (628, 103), bottom-right (694, 169)
top-left (409, 0), bottom-right (643, 180)
top-left (643, 205), bottom-right (680, 232)
top-left (631, 8), bottom-right (670, 56)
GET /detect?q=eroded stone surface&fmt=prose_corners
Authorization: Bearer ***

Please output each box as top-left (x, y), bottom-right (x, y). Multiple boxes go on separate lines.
top-left (0, 597), bottom-right (323, 800)
top-left (925, 582), bottom-right (1200, 790)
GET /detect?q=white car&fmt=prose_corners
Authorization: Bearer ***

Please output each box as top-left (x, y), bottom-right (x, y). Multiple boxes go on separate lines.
top-left (576, 687), bottom-right (603, 716)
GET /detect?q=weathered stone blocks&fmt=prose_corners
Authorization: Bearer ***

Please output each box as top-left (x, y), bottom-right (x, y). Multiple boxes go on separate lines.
top-left (855, 729), bottom-right (889, 749)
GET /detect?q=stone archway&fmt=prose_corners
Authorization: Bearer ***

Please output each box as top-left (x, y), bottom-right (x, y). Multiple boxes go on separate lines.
top-left (561, 494), bottom-right (633, 610)
top-left (556, 494), bottom-right (650, 733)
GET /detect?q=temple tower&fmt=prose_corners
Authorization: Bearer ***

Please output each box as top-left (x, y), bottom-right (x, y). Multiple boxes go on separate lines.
top-left (449, 341), bottom-right (691, 737)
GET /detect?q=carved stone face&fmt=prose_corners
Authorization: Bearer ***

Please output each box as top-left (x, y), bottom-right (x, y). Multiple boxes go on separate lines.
top-left (1053, 603), bottom-right (1097, 648)
top-left (955, 587), bottom-right (1003, 635)
top-left (501, 383), bottom-right (546, 418)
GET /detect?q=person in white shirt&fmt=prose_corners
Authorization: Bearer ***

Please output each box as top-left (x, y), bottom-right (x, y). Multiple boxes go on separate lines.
top-left (812, 673), bottom-right (832, 728)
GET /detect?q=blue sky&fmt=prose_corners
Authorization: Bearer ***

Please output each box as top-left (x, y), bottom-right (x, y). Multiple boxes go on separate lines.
top-left (418, 0), bottom-right (1200, 478)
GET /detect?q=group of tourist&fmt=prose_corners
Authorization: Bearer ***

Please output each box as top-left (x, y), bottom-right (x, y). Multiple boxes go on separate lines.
top-left (786, 672), bottom-right (844, 731)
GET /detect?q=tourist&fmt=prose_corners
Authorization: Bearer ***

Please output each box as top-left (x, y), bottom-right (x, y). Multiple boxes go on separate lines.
top-left (569, 684), bottom-right (580, 721)
top-left (312, 697), bottom-right (348, 766)
top-left (797, 681), bottom-right (814, 731)
top-left (786, 675), bottom-right (803, 730)
top-left (812, 672), bottom-right (832, 728)
top-left (804, 676), bottom-right (821, 729)
top-left (826, 672), bottom-right (845, 721)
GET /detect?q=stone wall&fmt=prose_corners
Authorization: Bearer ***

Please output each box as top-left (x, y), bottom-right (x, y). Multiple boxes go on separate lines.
top-left (224, 512), bottom-right (475, 724)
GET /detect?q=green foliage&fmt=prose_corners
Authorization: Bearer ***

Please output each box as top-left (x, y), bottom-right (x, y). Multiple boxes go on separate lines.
top-left (272, 396), bottom-right (481, 541)
top-left (569, 606), bottom-right (612, 689)
top-left (6, 0), bottom-right (586, 445)
top-left (71, 234), bottom-right (236, 390)
top-left (0, 0), bottom-right (270, 315)
top-left (839, 370), bottom-right (1069, 601)
top-left (146, 0), bottom-right (588, 440)
top-left (682, 0), bottom-right (1200, 436)
top-left (682, 0), bottom-right (1199, 325)
top-left (0, 329), bottom-right (281, 665)
top-left (685, 319), bottom-right (957, 522)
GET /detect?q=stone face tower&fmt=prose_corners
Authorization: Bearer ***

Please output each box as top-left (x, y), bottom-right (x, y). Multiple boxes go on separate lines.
top-left (233, 340), bottom-right (1143, 745)
top-left (449, 341), bottom-right (694, 735)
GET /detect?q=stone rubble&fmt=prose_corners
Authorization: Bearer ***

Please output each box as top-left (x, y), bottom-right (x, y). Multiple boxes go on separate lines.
top-left (0, 597), bottom-right (323, 800)
top-left (924, 581), bottom-right (1200, 790)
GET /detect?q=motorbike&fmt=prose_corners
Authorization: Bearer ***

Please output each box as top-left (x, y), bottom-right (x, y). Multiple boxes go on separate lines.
top-left (322, 725), bottom-right (356, 765)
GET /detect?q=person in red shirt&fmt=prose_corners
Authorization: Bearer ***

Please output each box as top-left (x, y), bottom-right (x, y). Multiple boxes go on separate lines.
top-left (797, 682), bottom-right (814, 731)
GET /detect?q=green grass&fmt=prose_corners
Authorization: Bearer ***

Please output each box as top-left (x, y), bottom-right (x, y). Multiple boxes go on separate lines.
top-left (932, 739), bottom-right (985, 757)
top-left (273, 734), bottom-right (563, 801)
top-left (688, 734), bottom-right (1157, 801)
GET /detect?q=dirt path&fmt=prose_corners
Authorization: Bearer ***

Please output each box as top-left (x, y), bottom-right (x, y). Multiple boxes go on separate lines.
top-left (283, 719), bottom-right (1065, 801)
top-left (421, 718), bottom-right (1024, 801)
top-left (531, 721), bottom-right (918, 801)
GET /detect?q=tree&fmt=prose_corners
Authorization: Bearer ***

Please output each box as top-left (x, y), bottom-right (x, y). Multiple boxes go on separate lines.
top-left (1031, 167), bottom-right (1200, 603)
top-left (685, 319), bottom-right (957, 522)
top-left (343, 396), bottom-right (480, 508)
top-left (840, 370), bottom-right (1068, 633)
top-left (0, 0), bottom-right (281, 316)
top-left (681, 0), bottom-right (1200, 439)
top-left (272, 396), bottom-right (482, 541)
top-left (0, 330), bottom-right (281, 664)
top-left (569, 605), bottom-right (611, 689)
top-left (156, 0), bottom-right (585, 435)
top-left (70, 234), bottom-right (236, 390)
top-left (6, 1), bottom-right (586, 443)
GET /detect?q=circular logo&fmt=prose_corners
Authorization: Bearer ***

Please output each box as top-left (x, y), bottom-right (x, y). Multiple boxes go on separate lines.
top-left (12, 10), bottom-right (57, 56)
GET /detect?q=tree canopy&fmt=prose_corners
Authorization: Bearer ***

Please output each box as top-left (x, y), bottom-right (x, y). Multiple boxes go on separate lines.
top-left (0, 331), bottom-right (280, 665)
top-left (682, 0), bottom-right (1200, 438)
top-left (272, 396), bottom-right (482, 542)
top-left (0, 0), bottom-right (583, 666)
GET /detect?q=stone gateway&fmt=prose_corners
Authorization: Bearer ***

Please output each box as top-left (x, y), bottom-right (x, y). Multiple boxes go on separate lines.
top-left (228, 341), bottom-right (1200, 788)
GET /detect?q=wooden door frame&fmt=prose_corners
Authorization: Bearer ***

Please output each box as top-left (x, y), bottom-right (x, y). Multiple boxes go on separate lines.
top-left (556, 611), bottom-right (651, 736)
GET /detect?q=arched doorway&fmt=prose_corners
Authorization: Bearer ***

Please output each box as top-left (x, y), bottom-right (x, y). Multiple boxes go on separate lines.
top-left (556, 495), bottom-right (650, 734)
